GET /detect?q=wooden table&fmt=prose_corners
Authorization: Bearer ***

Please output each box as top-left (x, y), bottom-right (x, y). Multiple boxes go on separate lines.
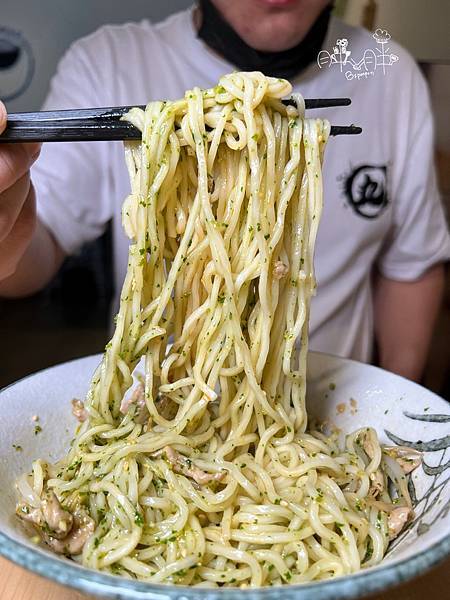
top-left (1, 556), bottom-right (449, 600)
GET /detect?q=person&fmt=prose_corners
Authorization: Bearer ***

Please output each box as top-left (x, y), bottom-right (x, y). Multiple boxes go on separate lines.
top-left (0, 0), bottom-right (448, 382)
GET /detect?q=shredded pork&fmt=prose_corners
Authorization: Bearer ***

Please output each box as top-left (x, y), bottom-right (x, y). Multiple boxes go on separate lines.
top-left (120, 383), bottom-right (149, 423)
top-left (361, 429), bottom-right (377, 461)
top-left (71, 399), bottom-right (88, 422)
top-left (359, 430), bottom-right (385, 496)
top-left (383, 446), bottom-right (422, 474)
top-left (369, 469), bottom-right (385, 497)
top-left (41, 491), bottom-right (73, 538)
top-left (273, 261), bottom-right (289, 279)
top-left (388, 506), bottom-right (412, 540)
top-left (163, 446), bottom-right (225, 486)
top-left (17, 492), bottom-right (94, 555)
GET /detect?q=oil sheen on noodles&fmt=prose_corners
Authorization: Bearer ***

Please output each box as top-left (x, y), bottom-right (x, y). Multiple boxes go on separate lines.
top-left (15, 72), bottom-right (417, 587)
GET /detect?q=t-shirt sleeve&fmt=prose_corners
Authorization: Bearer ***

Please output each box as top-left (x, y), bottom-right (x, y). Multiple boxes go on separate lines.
top-left (376, 69), bottom-right (450, 280)
top-left (32, 36), bottom-right (113, 255)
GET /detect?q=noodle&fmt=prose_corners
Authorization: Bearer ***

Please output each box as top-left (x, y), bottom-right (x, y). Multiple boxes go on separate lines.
top-left (15, 72), bottom-right (417, 587)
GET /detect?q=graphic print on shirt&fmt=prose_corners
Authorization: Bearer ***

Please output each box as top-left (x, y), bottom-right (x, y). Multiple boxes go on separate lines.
top-left (342, 164), bottom-right (388, 219)
top-left (317, 28), bottom-right (398, 81)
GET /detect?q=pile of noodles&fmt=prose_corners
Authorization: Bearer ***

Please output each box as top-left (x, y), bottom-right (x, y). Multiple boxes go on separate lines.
top-left (16, 72), bottom-right (418, 587)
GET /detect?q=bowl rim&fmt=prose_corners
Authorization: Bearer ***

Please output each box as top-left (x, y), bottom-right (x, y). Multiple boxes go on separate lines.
top-left (0, 352), bottom-right (449, 599)
top-left (0, 528), bottom-right (449, 600)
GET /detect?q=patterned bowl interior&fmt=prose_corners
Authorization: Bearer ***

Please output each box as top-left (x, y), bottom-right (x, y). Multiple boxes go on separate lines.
top-left (0, 352), bottom-right (448, 600)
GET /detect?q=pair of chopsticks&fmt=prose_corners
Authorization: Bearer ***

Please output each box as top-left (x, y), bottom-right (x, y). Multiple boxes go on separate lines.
top-left (0, 98), bottom-right (361, 143)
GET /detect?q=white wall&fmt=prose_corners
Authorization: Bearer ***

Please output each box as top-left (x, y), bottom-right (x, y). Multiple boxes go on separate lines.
top-left (342, 0), bottom-right (450, 61)
top-left (1, 0), bottom-right (193, 111)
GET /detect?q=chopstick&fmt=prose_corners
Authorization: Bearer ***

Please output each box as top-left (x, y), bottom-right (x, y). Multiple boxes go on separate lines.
top-left (0, 98), bottom-right (362, 143)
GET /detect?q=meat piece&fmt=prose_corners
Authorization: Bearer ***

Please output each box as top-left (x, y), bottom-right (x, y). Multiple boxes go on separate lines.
top-left (43, 508), bottom-right (95, 555)
top-left (120, 384), bottom-right (143, 414)
top-left (369, 470), bottom-right (384, 497)
top-left (71, 399), bottom-right (88, 422)
top-left (388, 506), bottom-right (412, 540)
top-left (358, 430), bottom-right (384, 495)
top-left (120, 383), bottom-right (148, 423)
top-left (163, 446), bottom-right (226, 486)
top-left (16, 503), bottom-right (44, 527)
top-left (41, 492), bottom-right (73, 539)
top-left (17, 492), bottom-right (73, 540)
top-left (383, 446), bottom-right (422, 474)
top-left (17, 494), bottom-right (94, 555)
top-left (366, 499), bottom-right (397, 512)
top-left (176, 209), bottom-right (187, 235)
top-left (273, 261), bottom-right (289, 279)
top-left (361, 429), bottom-right (378, 460)
top-left (120, 395), bottom-right (134, 414)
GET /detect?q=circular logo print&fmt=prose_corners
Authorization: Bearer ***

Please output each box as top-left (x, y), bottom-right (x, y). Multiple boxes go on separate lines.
top-left (343, 164), bottom-right (388, 219)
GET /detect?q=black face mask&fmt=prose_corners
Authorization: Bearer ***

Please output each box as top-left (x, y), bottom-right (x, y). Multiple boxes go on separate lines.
top-left (197, 0), bottom-right (332, 80)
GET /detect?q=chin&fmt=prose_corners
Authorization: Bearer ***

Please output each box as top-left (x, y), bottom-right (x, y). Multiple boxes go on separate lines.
top-left (250, 39), bottom-right (302, 52)
top-left (222, 0), bottom-right (330, 53)
top-left (242, 27), bottom-right (305, 53)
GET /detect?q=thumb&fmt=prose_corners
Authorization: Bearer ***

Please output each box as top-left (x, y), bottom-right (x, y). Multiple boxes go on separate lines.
top-left (0, 101), bottom-right (6, 135)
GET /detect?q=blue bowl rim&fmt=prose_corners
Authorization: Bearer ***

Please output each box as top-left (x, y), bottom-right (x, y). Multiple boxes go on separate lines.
top-left (0, 352), bottom-right (449, 599)
top-left (0, 527), bottom-right (449, 600)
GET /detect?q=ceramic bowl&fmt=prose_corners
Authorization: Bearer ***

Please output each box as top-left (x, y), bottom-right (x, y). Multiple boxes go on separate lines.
top-left (0, 352), bottom-right (449, 599)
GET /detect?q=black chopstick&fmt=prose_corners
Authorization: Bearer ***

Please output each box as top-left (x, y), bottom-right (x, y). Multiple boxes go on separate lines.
top-left (1, 98), bottom-right (361, 142)
top-left (5, 98), bottom-right (352, 122)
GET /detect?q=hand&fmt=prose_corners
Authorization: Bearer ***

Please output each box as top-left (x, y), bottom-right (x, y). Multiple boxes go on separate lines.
top-left (0, 100), bottom-right (41, 280)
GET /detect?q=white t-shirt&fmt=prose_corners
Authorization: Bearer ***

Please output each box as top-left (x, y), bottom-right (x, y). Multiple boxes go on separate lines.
top-left (32, 8), bottom-right (450, 362)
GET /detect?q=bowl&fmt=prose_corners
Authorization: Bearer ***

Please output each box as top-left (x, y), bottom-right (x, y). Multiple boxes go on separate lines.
top-left (0, 352), bottom-right (449, 599)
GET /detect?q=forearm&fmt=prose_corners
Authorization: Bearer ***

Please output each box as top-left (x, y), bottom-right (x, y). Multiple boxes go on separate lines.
top-left (373, 265), bottom-right (445, 381)
top-left (0, 201), bottom-right (65, 298)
